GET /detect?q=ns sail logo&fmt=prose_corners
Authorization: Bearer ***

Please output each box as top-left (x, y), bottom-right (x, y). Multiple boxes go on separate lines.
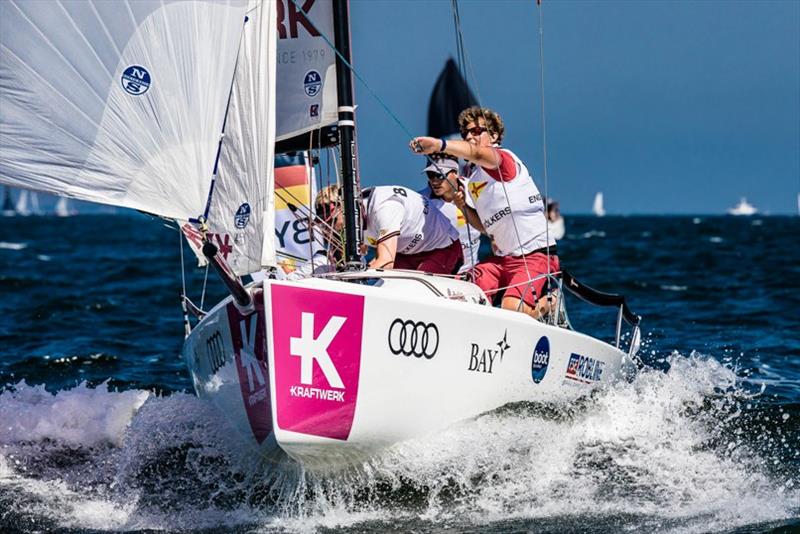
top-left (121, 66), bottom-right (151, 96)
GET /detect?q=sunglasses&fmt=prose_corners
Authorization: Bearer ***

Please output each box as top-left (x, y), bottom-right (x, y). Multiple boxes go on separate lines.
top-left (426, 171), bottom-right (448, 181)
top-left (461, 126), bottom-right (487, 139)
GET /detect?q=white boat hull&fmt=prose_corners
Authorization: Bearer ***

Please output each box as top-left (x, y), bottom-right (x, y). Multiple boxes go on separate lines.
top-left (182, 272), bottom-right (635, 466)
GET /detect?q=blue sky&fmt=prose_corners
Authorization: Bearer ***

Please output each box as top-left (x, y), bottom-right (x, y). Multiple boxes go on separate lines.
top-left (350, 0), bottom-right (799, 214)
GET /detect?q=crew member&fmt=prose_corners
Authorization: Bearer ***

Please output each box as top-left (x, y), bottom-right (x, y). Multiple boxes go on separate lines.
top-left (315, 184), bottom-right (463, 274)
top-left (417, 154), bottom-right (481, 273)
top-left (409, 106), bottom-right (558, 319)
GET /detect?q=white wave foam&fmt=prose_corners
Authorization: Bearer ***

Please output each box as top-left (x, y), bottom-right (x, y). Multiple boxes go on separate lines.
top-left (661, 285), bottom-right (688, 291)
top-left (0, 241), bottom-right (26, 250)
top-left (0, 356), bottom-right (796, 532)
top-left (0, 380), bottom-right (149, 447)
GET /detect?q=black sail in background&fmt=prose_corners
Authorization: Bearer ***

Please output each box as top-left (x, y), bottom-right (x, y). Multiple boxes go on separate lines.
top-left (427, 58), bottom-right (478, 138)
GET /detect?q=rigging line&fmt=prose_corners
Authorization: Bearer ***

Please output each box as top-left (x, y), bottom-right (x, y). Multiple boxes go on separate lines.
top-left (450, 0), bottom-right (482, 105)
top-left (200, 263), bottom-right (210, 311)
top-left (537, 1), bottom-right (552, 287)
top-left (179, 225), bottom-right (188, 301)
top-left (451, 0), bottom-right (468, 104)
top-left (288, 0), bottom-right (414, 140)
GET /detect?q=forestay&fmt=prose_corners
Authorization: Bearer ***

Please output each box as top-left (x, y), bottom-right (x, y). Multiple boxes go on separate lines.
top-left (0, 0), bottom-right (248, 220)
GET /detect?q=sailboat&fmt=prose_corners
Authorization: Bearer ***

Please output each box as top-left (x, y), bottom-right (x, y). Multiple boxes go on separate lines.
top-left (727, 197), bottom-right (757, 216)
top-left (592, 192), bottom-right (605, 217)
top-left (15, 189), bottom-right (30, 216)
top-left (1, 187), bottom-right (15, 217)
top-left (0, 0), bottom-right (641, 465)
top-left (424, 58), bottom-right (482, 271)
top-left (54, 196), bottom-right (76, 217)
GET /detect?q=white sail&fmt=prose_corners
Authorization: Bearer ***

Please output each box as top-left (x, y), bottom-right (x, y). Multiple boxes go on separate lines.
top-left (275, 0), bottom-right (338, 141)
top-left (55, 196), bottom-right (74, 217)
top-left (183, 0), bottom-right (278, 276)
top-left (0, 0), bottom-right (249, 220)
top-left (15, 190), bottom-right (29, 216)
top-left (592, 192), bottom-right (605, 217)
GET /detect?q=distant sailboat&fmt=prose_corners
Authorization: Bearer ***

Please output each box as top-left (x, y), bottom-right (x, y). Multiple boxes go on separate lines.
top-left (592, 192), bottom-right (605, 217)
top-left (727, 197), bottom-right (757, 216)
top-left (2, 187), bottom-right (15, 216)
top-left (15, 189), bottom-right (30, 216)
top-left (54, 196), bottom-right (75, 217)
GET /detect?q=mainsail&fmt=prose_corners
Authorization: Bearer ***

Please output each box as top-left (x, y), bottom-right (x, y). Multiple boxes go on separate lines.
top-left (0, 0), bottom-right (249, 220)
top-left (427, 58), bottom-right (478, 139)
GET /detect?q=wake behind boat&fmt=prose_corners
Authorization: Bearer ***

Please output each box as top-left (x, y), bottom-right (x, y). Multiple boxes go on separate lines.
top-left (0, 0), bottom-right (641, 467)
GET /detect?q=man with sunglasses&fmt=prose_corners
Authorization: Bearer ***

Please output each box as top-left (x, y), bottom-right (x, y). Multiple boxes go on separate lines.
top-left (409, 106), bottom-right (558, 320)
top-left (417, 153), bottom-right (481, 273)
top-left (314, 184), bottom-right (463, 274)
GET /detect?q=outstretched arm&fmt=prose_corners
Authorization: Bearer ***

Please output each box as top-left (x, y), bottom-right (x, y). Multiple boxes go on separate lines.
top-left (410, 136), bottom-right (500, 170)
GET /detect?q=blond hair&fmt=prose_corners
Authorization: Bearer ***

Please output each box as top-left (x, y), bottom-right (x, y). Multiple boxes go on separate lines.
top-left (458, 106), bottom-right (505, 144)
top-left (315, 184), bottom-right (342, 210)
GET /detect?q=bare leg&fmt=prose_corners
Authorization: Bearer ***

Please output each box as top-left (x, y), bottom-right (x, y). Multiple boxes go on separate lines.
top-left (501, 295), bottom-right (554, 321)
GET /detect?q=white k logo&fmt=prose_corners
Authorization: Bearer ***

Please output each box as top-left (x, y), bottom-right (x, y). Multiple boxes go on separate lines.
top-left (239, 315), bottom-right (265, 392)
top-left (290, 312), bottom-right (345, 388)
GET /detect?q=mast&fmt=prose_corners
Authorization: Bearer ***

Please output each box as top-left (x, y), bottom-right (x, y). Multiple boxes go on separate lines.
top-left (332, 0), bottom-right (362, 268)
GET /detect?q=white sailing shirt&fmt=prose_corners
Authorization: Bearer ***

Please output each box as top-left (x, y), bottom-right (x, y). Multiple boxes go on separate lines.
top-left (465, 148), bottom-right (554, 256)
top-left (362, 186), bottom-right (458, 255)
top-left (418, 182), bottom-right (481, 272)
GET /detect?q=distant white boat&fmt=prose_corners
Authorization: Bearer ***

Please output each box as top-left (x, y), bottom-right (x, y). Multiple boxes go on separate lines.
top-left (15, 189), bottom-right (30, 216)
top-left (54, 196), bottom-right (75, 217)
top-left (727, 197), bottom-right (757, 216)
top-left (592, 192), bottom-right (605, 217)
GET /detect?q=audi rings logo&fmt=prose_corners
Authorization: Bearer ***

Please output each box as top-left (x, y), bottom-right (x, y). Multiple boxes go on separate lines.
top-left (388, 319), bottom-right (439, 359)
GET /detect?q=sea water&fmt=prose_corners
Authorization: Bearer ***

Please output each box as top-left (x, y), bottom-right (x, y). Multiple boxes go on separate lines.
top-left (1, 214), bottom-right (798, 533)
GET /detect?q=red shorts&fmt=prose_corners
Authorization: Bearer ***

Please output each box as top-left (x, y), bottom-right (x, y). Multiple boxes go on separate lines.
top-left (394, 239), bottom-right (464, 274)
top-left (473, 252), bottom-right (560, 307)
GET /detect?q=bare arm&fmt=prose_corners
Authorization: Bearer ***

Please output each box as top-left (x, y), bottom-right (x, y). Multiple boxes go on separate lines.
top-left (453, 183), bottom-right (486, 235)
top-left (409, 136), bottom-right (500, 170)
top-left (368, 235), bottom-right (398, 270)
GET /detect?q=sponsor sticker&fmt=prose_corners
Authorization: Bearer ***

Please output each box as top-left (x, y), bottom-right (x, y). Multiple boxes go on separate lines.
top-left (272, 285), bottom-right (364, 440)
top-left (309, 104), bottom-right (319, 117)
top-left (228, 292), bottom-right (272, 444)
top-left (565, 353), bottom-right (605, 384)
top-left (531, 336), bottom-right (549, 384)
top-left (468, 330), bottom-right (510, 374)
top-left (234, 203), bottom-right (251, 229)
top-left (121, 65), bottom-right (151, 95)
top-left (303, 70), bottom-right (322, 97)
top-left (388, 319), bottom-right (439, 359)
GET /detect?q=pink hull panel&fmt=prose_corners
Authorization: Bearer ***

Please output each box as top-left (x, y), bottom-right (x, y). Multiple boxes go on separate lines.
top-left (271, 285), bottom-right (364, 441)
top-left (228, 290), bottom-right (272, 444)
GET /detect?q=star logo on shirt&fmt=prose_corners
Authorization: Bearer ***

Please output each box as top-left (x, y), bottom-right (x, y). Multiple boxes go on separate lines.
top-left (469, 181), bottom-right (488, 200)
